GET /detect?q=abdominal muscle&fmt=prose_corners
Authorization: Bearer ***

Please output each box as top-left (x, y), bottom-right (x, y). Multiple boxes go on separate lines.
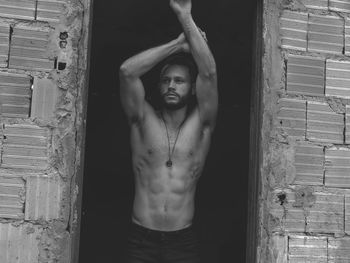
top-left (131, 159), bottom-right (200, 231)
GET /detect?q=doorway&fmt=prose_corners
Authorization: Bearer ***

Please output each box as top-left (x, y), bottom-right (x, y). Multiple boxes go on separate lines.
top-left (79, 0), bottom-right (255, 262)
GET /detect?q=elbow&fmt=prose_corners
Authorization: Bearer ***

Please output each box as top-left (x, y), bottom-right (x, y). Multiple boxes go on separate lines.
top-left (200, 67), bottom-right (217, 80)
top-left (119, 62), bottom-right (138, 79)
top-left (119, 63), bottom-right (131, 77)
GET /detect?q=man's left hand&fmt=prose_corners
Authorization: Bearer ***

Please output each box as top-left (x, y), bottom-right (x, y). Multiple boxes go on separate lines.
top-left (176, 33), bottom-right (190, 53)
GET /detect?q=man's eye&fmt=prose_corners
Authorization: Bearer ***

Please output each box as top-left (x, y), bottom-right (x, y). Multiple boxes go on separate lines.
top-left (175, 79), bottom-right (184, 83)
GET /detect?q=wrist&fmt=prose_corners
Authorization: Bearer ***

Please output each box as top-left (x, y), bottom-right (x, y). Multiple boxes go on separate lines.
top-left (170, 38), bottom-right (184, 53)
top-left (177, 11), bottom-right (192, 21)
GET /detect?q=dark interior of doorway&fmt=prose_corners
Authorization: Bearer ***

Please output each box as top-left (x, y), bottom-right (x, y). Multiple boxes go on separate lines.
top-left (79, 0), bottom-right (255, 262)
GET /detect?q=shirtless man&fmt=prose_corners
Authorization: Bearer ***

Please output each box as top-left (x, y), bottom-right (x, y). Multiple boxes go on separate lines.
top-left (119, 0), bottom-right (217, 262)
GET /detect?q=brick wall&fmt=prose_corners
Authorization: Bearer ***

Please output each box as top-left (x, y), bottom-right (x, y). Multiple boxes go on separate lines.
top-left (0, 0), bottom-right (91, 262)
top-left (261, 0), bottom-right (350, 261)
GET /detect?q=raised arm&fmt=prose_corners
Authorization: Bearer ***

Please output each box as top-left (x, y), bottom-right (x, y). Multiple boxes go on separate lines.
top-left (170, 0), bottom-right (218, 130)
top-left (119, 34), bottom-right (189, 124)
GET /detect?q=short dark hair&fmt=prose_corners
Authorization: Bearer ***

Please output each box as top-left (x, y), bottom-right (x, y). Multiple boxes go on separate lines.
top-left (159, 53), bottom-right (198, 83)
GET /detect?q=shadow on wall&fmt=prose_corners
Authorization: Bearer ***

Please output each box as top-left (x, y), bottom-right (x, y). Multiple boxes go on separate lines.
top-left (79, 0), bottom-right (255, 262)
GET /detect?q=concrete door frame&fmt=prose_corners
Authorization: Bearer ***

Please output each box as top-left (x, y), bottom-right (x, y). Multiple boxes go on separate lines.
top-left (70, 0), bottom-right (94, 262)
top-left (246, 0), bottom-right (263, 262)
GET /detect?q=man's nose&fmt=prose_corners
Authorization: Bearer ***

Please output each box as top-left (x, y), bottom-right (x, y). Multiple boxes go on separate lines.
top-left (168, 80), bottom-right (176, 89)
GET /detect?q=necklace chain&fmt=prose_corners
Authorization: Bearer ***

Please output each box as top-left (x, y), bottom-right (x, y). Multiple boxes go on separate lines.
top-left (161, 114), bottom-right (185, 167)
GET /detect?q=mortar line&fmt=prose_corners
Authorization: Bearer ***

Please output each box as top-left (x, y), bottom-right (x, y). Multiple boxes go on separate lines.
top-left (326, 236), bottom-right (329, 263)
top-left (34, 0), bottom-right (38, 20)
top-left (28, 77), bottom-right (34, 118)
top-left (323, 58), bottom-right (326, 97)
top-left (344, 195), bottom-right (346, 234)
top-left (285, 57), bottom-right (288, 93)
top-left (0, 124), bottom-right (4, 165)
top-left (343, 14), bottom-right (345, 55)
top-left (287, 235), bottom-right (290, 261)
top-left (306, 13), bottom-right (310, 52)
top-left (6, 26), bottom-right (13, 69)
top-left (323, 146), bottom-right (326, 185)
top-left (305, 100), bottom-right (308, 141)
top-left (343, 111), bottom-right (346, 144)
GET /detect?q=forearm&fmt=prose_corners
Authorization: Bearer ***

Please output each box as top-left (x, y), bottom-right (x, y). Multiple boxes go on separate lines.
top-left (120, 39), bottom-right (182, 78)
top-left (178, 14), bottom-right (216, 77)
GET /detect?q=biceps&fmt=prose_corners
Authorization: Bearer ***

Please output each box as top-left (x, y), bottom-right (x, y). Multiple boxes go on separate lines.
top-left (195, 76), bottom-right (218, 126)
top-left (120, 77), bottom-right (146, 122)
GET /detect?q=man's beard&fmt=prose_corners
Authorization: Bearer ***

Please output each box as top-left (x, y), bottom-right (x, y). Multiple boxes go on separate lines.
top-left (161, 94), bottom-right (191, 110)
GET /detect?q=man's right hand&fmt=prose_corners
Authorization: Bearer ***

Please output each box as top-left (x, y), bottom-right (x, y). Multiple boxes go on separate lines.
top-left (170, 0), bottom-right (192, 17)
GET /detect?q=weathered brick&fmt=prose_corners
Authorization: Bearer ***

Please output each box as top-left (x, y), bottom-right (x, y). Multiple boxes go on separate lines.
top-left (346, 17), bottom-right (350, 56)
top-left (0, 223), bottom-right (41, 263)
top-left (307, 192), bottom-right (344, 234)
top-left (9, 25), bottom-right (54, 71)
top-left (306, 101), bottom-right (344, 144)
top-left (0, 72), bottom-right (32, 118)
top-left (288, 235), bottom-right (327, 263)
top-left (326, 60), bottom-right (350, 99)
top-left (294, 143), bottom-right (324, 186)
top-left (36, 0), bottom-right (65, 23)
top-left (308, 14), bottom-right (344, 55)
top-left (0, 23), bottom-right (9, 67)
top-left (0, 174), bottom-right (24, 219)
top-left (271, 189), bottom-right (344, 234)
top-left (329, 0), bottom-right (350, 13)
top-left (280, 11), bottom-right (308, 51)
top-left (25, 174), bottom-right (62, 221)
top-left (287, 55), bottom-right (325, 96)
top-left (270, 235), bottom-right (288, 263)
top-left (346, 105), bottom-right (350, 143)
top-left (1, 124), bottom-right (49, 169)
top-left (270, 189), bottom-right (306, 232)
top-left (0, 0), bottom-right (35, 20)
top-left (300, 0), bottom-right (328, 9)
top-left (325, 147), bottom-right (350, 188)
top-left (30, 77), bottom-right (58, 120)
top-left (328, 238), bottom-right (350, 263)
top-left (346, 195), bottom-right (350, 234)
top-left (277, 98), bottom-right (306, 138)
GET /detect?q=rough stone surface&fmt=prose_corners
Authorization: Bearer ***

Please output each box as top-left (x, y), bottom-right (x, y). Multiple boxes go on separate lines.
top-left (0, 0), bottom-right (91, 262)
top-left (261, 0), bottom-right (350, 261)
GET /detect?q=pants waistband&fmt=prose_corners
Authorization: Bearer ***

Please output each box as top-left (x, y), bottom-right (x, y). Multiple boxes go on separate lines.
top-left (131, 221), bottom-right (193, 236)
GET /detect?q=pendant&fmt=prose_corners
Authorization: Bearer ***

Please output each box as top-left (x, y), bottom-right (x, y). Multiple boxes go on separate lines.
top-left (166, 160), bottom-right (172, 167)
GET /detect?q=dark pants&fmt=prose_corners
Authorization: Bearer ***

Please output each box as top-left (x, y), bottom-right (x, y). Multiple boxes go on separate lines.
top-left (124, 222), bottom-right (201, 263)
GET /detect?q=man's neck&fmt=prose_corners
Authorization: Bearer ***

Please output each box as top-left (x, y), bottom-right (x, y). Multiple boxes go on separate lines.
top-left (161, 106), bottom-right (188, 130)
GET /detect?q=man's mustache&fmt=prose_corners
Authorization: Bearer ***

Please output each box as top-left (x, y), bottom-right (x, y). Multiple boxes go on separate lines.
top-left (163, 92), bottom-right (179, 98)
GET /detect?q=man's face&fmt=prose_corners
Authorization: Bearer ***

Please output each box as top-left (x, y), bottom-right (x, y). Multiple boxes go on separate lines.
top-left (159, 64), bottom-right (194, 109)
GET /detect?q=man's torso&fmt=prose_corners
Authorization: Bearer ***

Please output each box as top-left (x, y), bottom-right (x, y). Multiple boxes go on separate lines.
top-left (130, 106), bottom-right (211, 231)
